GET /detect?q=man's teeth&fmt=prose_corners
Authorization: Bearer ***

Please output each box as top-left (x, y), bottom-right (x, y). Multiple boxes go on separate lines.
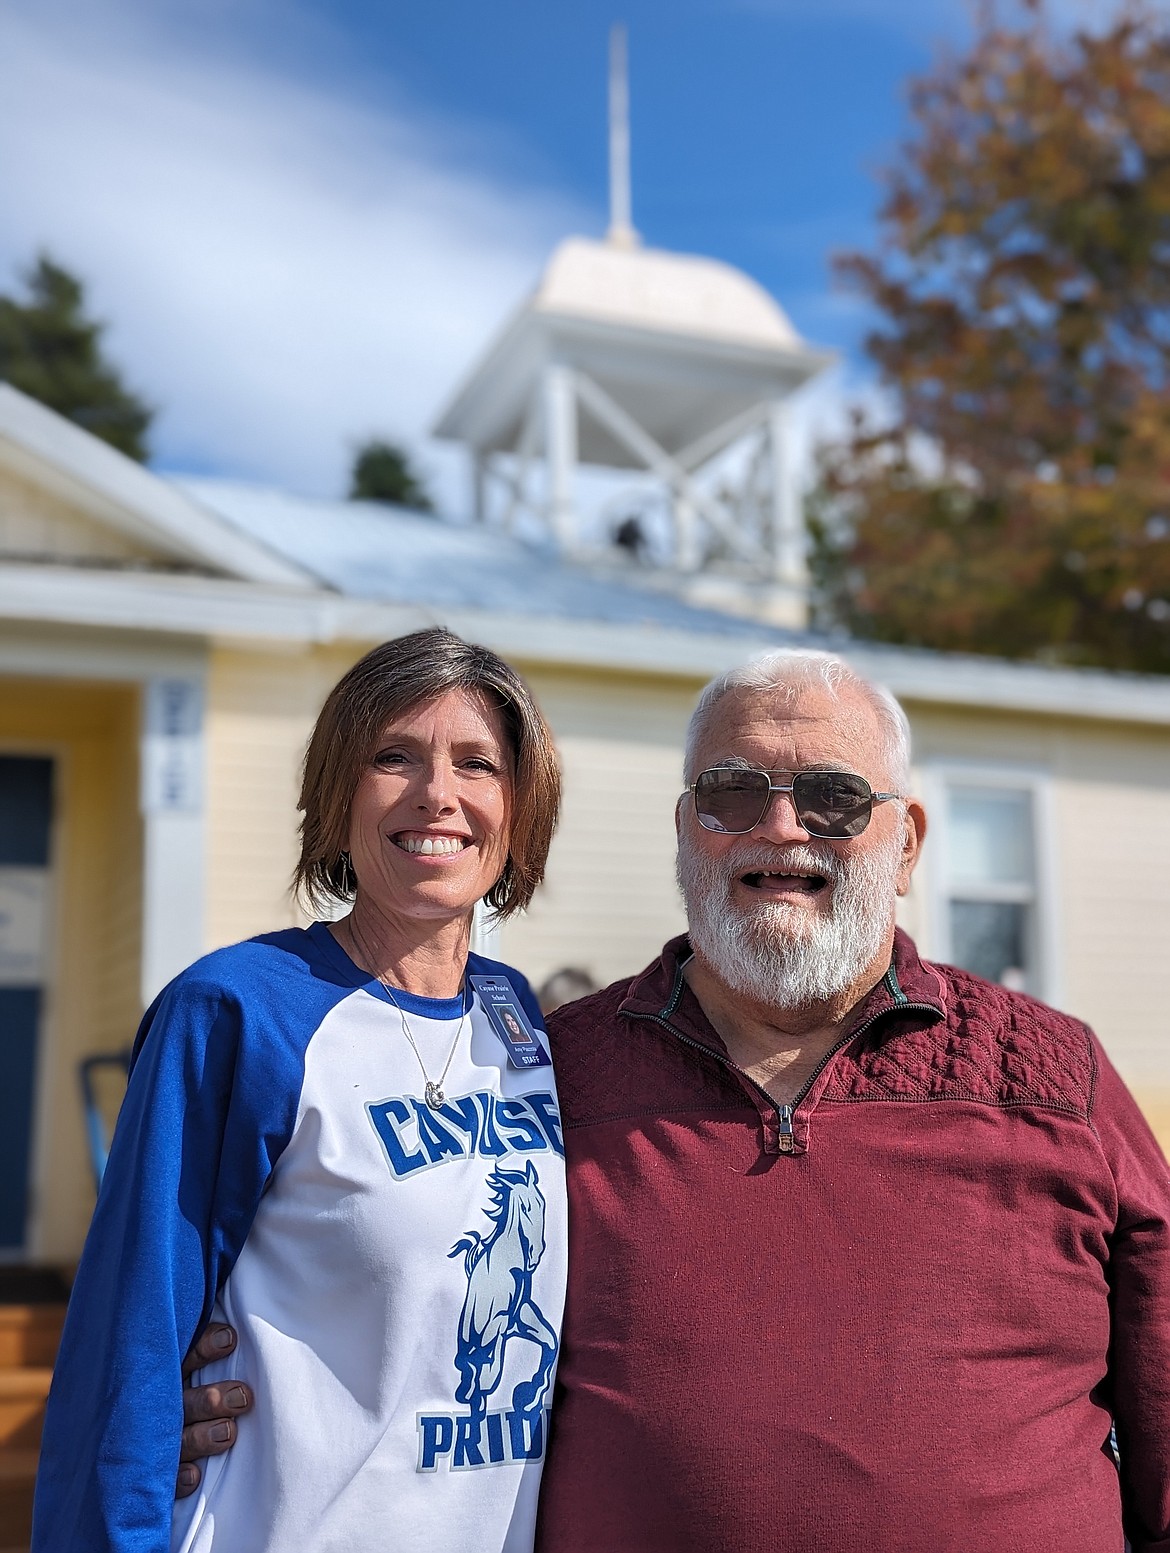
top-left (743, 870), bottom-right (824, 888)
top-left (398, 836), bottom-right (467, 855)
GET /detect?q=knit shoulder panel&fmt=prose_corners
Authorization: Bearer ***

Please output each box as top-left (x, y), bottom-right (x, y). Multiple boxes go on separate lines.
top-left (824, 965), bottom-right (1095, 1115)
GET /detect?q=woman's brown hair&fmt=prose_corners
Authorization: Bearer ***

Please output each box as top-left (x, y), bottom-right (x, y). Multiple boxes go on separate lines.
top-left (295, 628), bottom-right (560, 919)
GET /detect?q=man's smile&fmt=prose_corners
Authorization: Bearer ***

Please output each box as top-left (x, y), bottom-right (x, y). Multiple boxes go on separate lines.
top-left (739, 868), bottom-right (829, 895)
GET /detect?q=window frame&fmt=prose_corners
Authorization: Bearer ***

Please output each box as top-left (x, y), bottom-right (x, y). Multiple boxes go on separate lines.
top-left (918, 761), bottom-right (1062, 1007)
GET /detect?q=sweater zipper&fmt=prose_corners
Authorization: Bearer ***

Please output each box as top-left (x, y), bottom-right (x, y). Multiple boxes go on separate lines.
top-left (777, 1003), bottom-right (940, 1146)
top-left (626, 1001), bottom-right (941, 1157)
top-left (624, 1008), bottom-right (794, 1143)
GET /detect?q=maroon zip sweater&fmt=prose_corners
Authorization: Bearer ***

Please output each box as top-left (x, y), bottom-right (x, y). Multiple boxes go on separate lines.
top-left (536, 930), bottom-right (1170, 1553)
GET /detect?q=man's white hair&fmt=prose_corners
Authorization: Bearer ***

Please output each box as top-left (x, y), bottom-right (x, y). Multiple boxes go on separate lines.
top-left (683, 649), bottom-right (912, 790)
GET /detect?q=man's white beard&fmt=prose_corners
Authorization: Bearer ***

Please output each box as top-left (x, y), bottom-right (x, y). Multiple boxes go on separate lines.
top-left (677, 826), bottom-right (904, 1011)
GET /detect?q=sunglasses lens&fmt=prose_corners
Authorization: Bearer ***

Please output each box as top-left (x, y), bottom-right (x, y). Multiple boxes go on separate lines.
top-left (693, 769), bottom-right (770, 833)
top-left (792, 772), bottom-right (875, 837)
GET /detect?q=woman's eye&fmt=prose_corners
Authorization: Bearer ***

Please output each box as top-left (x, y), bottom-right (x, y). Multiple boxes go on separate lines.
top-left (463, 757), bottom-right (500, 775)
top-left (373, 749), bottom-right (408, 768)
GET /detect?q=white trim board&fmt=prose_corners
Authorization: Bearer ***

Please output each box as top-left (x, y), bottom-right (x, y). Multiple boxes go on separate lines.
top-left (4, 560), bottom-right (1170, 732)
top-left (0, 385), bottom-right (315, 589)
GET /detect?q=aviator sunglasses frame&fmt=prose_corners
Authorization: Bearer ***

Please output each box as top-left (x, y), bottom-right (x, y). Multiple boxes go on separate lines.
top-left (687, 766), bottom-right (903, 839)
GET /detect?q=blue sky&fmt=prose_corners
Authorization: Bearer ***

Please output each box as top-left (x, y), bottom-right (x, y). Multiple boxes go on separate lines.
top-left (0, 0), bottom-right (1109, 500)
top-left (273, 0), bottom-right (933, 321)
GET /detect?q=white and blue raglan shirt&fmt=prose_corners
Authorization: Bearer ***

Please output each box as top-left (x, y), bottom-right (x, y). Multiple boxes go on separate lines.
top-left (32, 923), bottom-right (567, 1553)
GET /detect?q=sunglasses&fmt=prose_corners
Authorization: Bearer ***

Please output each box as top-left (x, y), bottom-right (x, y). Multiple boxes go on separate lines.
top-left (688, 767), bottom-right (901, 838)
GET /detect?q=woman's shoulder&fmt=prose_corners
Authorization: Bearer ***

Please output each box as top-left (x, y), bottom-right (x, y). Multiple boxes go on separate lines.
top-left (135, 927), bottom-right (359, 1067)
top-left (164, 926), bottom-right (317, 996)
top-left (152, 926), bottom-right (361, 1031)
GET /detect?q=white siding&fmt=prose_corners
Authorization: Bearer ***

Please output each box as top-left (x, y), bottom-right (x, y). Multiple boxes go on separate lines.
top-left (0, 467), bottom-right (169, 565)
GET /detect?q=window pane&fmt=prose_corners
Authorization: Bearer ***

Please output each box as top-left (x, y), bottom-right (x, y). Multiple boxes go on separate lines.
top-left (948, 787), bottom-right (1033, 886)
top-left (950, 900), bottom-right (1028, 989)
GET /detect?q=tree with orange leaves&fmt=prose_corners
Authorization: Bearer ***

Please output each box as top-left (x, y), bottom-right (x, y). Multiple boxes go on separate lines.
top-left (810, 0), bottom-right (1170, 671)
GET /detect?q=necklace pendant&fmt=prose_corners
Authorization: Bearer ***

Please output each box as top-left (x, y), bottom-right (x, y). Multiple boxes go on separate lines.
top-left (424, 1080), bottom-right (445, 1110)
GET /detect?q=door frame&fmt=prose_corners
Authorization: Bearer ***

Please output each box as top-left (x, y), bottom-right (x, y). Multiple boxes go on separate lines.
top-left (0, 738), bottom-right (67, 1263)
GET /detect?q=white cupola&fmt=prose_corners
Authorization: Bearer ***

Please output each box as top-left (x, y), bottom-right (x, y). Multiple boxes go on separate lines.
top-left (432, 26), bottom-right (832, 627)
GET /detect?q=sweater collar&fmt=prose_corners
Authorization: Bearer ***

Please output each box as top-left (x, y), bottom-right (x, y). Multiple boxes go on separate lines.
top-left (619, 926), bottom-right (947, 1044)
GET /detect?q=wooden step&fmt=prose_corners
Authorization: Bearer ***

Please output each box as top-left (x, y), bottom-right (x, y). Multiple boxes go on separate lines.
top-left (0, 1449), bottom-right (37, 1547)
top-left (0, 1370), bottom-right (51, 1450)
top-left (0, 1305), bottom-right (65, 1369)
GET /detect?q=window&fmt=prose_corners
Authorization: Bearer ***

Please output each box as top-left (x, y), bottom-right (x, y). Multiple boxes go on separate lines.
top-left (947, 785), bottom-right (1035, 990)
top-left (923, 770), bottom-right (1055, 999)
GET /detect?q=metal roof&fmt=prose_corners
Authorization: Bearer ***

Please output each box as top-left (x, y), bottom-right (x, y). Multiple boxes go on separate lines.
top-left (178, 478), bottom-right (797, 640)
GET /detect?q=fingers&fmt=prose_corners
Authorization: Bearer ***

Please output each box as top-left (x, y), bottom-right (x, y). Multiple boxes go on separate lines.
top-left (180, 1379), bottom-right (252, 1465)
top-left (181, 1322), bottom-right (238, 1380)
top-left (176, 1462), bottom-right (202, 1499)
top-left (182, 1379), bottom-right (253, 1429)
top-left (175, 1323), bottom-right (250, 1502)
top-left (180, 1411), bottom-right (244, 1463)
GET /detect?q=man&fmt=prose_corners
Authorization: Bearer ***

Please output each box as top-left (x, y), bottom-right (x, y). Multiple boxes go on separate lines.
top-left (182, 649), bottom-right (1170, 1550)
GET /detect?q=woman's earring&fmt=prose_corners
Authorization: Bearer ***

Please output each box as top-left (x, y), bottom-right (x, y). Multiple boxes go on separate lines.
top-left (339, 851), bottom-right (357, 894)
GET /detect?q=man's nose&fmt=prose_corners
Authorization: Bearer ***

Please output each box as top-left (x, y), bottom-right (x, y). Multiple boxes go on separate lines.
top-left (752, 787), bottom-right (811, 843)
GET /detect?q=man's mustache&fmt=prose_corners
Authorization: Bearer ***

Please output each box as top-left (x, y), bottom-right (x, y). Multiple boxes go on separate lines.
top-left (706, 841), bottom-right (847, 887)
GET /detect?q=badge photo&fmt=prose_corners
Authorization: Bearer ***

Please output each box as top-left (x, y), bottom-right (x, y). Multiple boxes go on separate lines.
top-left (469, 976), bottom-right (552, 1069)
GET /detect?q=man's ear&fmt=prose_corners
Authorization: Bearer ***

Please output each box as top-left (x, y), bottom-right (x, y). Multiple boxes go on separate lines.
top-left (675, 794), bottom-right (685, 837)
top-left (895, 798), bottom-right (927, 898)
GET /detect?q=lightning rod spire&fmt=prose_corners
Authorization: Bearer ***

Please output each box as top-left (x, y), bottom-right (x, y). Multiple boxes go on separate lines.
top-left (607, 23), bottom-right (638, 248)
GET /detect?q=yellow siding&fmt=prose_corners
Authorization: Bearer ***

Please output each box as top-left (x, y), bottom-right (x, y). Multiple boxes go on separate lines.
top-left (496, 665), bottom-right (700, 990)
top-left (906, 702), bottom-right (1170, 1152)
top-left (203, 644), bottom-right (369, 948)
top-left (1136, 1091), bottom-right (1170, 1157)
top-left (0, 679), bottom-right (142, 1260)
top-left (204, 648), bottom-right (317, 946)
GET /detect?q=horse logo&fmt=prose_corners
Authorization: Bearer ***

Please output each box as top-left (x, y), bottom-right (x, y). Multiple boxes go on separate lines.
top-left (449, 1161), bottom-right (558, 1430)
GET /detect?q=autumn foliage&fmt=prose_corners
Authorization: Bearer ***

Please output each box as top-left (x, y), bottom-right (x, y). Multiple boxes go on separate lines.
top-left (810, 0), bottom-right (1170, 671)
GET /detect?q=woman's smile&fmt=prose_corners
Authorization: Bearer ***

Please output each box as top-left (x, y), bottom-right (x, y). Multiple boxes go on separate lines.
top-left (391, 830), bottom-right (471, 857)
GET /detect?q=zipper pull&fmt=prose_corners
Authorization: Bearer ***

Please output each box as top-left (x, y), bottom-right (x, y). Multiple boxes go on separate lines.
top-left (777, 1104), bottom-right (795, 1154)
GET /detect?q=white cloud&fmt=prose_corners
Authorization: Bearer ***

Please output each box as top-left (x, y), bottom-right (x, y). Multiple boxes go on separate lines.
top-left (0, 0), bottom-right (590, 499)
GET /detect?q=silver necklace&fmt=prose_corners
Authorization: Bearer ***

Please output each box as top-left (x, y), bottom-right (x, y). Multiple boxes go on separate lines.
top-left (344, 916), bottom-right (470, 1110)
top-left (381, 979), bottom-right (469, 1111)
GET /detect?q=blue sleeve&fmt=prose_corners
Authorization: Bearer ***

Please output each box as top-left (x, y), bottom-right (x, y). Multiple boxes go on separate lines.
top-left (31, 964), bottom-right (306, 1553)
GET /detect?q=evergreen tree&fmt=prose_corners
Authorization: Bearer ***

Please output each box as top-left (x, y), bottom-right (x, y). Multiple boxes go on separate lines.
top-left (0, 255), bottom-right (152, 461)
top-left (811, 0), bottom-right (1170, 672)
top-left (349, 439), bottom-right (433, 511)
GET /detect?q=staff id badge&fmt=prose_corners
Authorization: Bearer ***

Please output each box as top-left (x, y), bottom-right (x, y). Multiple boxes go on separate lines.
top-left (469, 975), bottom-right (552, 1069)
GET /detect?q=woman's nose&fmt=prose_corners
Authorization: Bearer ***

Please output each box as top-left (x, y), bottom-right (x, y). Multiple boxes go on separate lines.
top-left (415, 760), bottom-right (457, 812)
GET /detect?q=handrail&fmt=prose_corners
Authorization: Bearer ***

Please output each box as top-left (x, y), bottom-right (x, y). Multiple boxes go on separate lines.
top-left (77, 1051), bottom-right (131, 1192)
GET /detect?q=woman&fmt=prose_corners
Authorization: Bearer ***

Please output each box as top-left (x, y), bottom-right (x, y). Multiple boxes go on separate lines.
top-left (33, 628), bottom-right (566, 1553)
